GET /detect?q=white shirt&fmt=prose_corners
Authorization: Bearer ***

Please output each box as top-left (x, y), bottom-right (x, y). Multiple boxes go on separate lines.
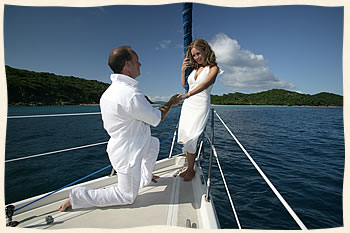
top-left (100, 74), bottom-right (161, 173)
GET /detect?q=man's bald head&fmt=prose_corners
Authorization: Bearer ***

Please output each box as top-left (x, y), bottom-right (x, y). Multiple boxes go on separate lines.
top-left (108, 46), bottom-right (132, 73)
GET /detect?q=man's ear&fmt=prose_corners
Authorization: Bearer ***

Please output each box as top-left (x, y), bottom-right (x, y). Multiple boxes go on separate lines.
top-left (121, 61), bottom-right (130, 74)
top-left (125, 60), bottom-right (132, 70)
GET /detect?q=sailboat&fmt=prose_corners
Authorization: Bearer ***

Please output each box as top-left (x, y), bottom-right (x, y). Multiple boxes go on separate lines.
top-left (5, 4), bottom-right (307, 230)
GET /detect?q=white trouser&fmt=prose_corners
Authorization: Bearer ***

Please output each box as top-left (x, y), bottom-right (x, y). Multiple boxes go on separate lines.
top-left (69, 137), bottom-right (159, 209)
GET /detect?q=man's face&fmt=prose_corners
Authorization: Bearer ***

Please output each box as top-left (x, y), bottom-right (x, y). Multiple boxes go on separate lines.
top-left (127, 49), bottom-right (141, 78)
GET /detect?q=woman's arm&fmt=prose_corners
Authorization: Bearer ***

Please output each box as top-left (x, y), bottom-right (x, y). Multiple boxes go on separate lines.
top-left (182, 66), bottom-right (219, 99)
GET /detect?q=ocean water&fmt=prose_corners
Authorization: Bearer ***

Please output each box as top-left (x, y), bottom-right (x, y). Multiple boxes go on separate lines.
top-left (5, 105), bottom-right (344, 229)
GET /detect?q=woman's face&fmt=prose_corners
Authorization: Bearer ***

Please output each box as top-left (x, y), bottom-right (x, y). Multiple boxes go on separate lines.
top-left (191, 47), bottom-right (207, 66)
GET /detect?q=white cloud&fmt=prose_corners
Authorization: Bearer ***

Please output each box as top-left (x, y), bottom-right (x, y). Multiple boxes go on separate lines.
top-left (156, 40), bottom-right (172, 50)
top-left (149, 95), bottom-right (172, 102)
top-left (210, 33), bottom-right (295, 92)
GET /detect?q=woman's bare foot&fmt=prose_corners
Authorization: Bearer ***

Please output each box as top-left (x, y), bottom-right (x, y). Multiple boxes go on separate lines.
top-left (59, 199), bottom-right (72, 212)
top-left (183, 170), bottom-right (195, 182)
top-left (179, 169), bottom-right (188, 177)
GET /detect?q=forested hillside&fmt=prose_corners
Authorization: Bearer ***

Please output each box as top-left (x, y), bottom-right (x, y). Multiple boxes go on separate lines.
top-left (6, 66), bottom-right (109, 105)
top-left (6, 66), bottom-right (342, 107)
top-left (211, 89), bottom-right (343, 106)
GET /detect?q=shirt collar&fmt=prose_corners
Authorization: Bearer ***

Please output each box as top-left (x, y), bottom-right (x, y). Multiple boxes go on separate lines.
top-left (110, 74), bottom-right (139, 87)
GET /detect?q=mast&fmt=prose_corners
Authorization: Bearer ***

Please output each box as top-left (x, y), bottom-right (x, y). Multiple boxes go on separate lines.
top-left (182, 3), bottom-right (193, 92)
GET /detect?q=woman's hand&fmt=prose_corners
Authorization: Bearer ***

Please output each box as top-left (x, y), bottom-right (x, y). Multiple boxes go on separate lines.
top-left (180, 92), bottom-right (191, 100)
top-left (181, 58), bottom-right (191, 73)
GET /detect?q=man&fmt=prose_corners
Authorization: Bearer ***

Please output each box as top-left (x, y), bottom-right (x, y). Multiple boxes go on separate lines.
top-left (59, 46), bottom-right (181, 211)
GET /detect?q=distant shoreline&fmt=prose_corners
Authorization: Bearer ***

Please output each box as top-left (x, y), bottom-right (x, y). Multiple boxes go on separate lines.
top-left (210, 104), bottom-right (343, 108)
top-left (6, 66), bottom-right (342, 107)
top-left (7, 104), bottom-right (342, 108)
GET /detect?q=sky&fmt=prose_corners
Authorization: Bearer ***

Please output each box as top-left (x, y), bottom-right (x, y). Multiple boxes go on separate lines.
top-left (3, 3), bottom-right (344, 102)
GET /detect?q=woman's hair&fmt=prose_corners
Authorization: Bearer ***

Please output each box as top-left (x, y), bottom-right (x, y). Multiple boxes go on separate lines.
top-left (185, 39), bottom-right (217, 70)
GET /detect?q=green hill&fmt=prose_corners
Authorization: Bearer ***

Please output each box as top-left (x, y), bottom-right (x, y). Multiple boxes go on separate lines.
top-left (6, 66), bottom-right (109, 106)
top-left (211, 89), bottom-right (343, 106)
top-left (5, 66), bottom-right (342, 107)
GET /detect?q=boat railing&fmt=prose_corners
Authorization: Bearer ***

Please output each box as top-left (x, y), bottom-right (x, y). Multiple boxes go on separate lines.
top-left (5, 111), bottom-right (176, 224)
top-left (6, 108), bottom-right (308, 230)
top-left (190, 108), bottom-right (308, 230)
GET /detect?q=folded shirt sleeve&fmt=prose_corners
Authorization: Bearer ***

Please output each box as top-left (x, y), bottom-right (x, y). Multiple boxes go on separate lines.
top-left (128, 93), bottom-right (161, 127)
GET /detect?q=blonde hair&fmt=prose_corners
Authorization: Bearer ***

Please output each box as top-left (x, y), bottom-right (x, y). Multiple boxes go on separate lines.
top-left (185, 39), bottom-right (217, 70)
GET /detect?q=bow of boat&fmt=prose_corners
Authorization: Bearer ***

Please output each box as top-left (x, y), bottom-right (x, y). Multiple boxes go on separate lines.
top-left (8, 155), bottom-right (219, 229)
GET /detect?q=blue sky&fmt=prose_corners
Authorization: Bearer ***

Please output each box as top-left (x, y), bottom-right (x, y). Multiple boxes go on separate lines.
top-left (4, 3), bottom-right (344, 101)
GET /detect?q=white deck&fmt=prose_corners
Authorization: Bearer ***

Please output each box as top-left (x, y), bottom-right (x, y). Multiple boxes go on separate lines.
top-left (9, 155), bottom-right (219, 229)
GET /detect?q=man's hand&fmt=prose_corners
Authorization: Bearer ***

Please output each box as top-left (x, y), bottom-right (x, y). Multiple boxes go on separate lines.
top-left (169, 94), bottom-right (182, 106)
top-left (159, 94), bottom-right (181, 122)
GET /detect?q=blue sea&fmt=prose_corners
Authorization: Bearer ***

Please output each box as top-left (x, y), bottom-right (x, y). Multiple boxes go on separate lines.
top-left (5, 105), bottom-right (344, 229)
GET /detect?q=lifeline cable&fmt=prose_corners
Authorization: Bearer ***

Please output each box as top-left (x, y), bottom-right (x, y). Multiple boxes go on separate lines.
top-left (14, 164), bottom-right (112, 212)
top-left (214, 110), bottom-right (308, 230)
top-left (5, 142), bottom-right (108, 163)
top-left (204, 133), bottom-right (241, 229)
top-left (6, 128), bottom-right (177, 163)
top-left (7, 112), bottom-right (101, 119)
top-left (13, 134), bottom-right (175, 212)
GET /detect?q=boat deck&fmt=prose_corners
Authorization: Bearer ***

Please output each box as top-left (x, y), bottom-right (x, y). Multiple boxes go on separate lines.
top-left (9, 155), bottom-right (218, 229)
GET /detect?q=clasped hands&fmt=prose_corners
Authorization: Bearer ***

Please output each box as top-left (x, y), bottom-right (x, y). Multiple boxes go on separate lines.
top-left (169, 92), bottom-right (191, 106)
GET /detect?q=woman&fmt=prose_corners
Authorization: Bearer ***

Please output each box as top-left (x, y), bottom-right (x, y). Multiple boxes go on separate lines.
top-left (177, 39), bottom-right (220, 182)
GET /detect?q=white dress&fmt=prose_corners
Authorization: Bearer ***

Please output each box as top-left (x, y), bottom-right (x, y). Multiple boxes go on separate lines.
top-left (177, 66), bottom-right (213, 154)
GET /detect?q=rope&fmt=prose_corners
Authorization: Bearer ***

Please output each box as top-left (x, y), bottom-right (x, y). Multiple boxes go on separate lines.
top-left (7, 112), bottom-right (101, 119)
top-left (182, 3), bottom-right (193, 92)
top-left (214, 110), bottom-right (308, 230)
top-left (204, 133), bottom-right (242, 229)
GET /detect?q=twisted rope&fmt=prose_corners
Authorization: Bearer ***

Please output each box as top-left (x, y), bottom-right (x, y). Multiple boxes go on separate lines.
top-left (182, 3), bottom-right (193, 92)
